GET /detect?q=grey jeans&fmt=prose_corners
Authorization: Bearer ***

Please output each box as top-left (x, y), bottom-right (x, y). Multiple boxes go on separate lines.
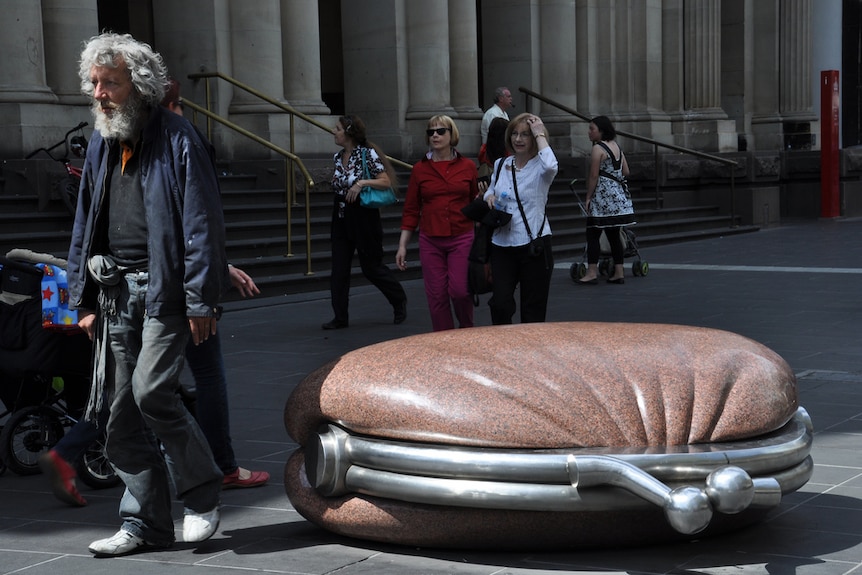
top-left (106, 272), bottom-right (221, 545)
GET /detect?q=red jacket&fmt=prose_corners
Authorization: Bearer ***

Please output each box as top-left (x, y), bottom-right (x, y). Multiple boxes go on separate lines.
top-left (401, 153), bottom-right (478, 237)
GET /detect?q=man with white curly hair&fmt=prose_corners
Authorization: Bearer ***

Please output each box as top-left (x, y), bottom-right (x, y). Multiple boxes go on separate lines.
top-left (66, 32), bottom-right (227, 557)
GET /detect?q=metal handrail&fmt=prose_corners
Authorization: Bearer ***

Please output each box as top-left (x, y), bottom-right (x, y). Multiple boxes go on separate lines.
top-left (180, 97), bottom-right (316, 276)
top-left (187, 71), bottom-right (413, 170)
top-left (520, 87), bottom-right (738, 224)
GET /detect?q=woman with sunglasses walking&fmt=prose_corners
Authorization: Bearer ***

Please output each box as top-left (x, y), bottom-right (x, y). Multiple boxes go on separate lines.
top-left (396, 115), bottom-right (480, 331)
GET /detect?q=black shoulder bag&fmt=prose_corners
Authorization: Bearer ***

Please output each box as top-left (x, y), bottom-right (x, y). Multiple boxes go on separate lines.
top-left (465, 157), bottom-right (509, 304)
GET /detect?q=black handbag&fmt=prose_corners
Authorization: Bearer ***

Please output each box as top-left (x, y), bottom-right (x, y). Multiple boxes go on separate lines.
top-left (466, 224), bottom-right (493, 305)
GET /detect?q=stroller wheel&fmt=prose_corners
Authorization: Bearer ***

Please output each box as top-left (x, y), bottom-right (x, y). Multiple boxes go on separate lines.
top-left (635, 260), bottom-right (649, 277)
top-left (0, 406), bottom-right (65, 476)
top-left (570, 262), bottom-right (587, 282)
top-left (76, 430), bottom-right (121, 489)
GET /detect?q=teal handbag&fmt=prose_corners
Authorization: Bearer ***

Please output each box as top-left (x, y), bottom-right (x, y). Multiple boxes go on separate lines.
top-left (359, 148), bottom-right (397, 208)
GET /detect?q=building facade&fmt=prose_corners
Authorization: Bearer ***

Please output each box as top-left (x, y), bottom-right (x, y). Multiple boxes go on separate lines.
top-left (0, 0), bottom-right (849, 187)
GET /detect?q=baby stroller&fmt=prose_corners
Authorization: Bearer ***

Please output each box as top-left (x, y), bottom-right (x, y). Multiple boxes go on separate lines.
top-left (567, 178), bottom-right (649, 281)
top-left (0, 251), bottom-right (118, 488)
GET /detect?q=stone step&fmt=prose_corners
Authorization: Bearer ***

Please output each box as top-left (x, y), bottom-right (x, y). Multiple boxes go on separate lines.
top-left (0, 161), bottom-right (759, 300)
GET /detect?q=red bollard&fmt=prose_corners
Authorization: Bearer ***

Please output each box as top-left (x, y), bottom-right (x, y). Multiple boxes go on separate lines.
top-left (820, 70), bottom-right (840, 218)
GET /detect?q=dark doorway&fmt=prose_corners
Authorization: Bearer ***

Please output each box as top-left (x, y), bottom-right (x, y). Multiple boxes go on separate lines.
top-left (319, 0), bottom-right (345, 115)
top-left (97, 0), bottom-right (154, 47)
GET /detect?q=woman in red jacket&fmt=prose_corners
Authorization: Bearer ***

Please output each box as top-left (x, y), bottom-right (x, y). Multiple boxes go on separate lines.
top-left (396, 115), bottom-right (479, 331)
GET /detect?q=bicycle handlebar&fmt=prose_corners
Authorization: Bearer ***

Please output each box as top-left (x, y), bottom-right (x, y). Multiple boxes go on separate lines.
top-left (66, 122), bottom-right (88, 137)
top-left (25, 122), bottom-right (88, 160)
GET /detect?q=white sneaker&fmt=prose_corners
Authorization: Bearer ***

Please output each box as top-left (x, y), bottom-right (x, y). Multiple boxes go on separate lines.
top-left (183, 506), bottom-right (220, 542)
top-left (88, 529), bottom-right (163, 557)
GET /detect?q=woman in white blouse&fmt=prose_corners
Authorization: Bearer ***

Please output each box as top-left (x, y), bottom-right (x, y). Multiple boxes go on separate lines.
top-left (482, 113), bottom-right (558, 324)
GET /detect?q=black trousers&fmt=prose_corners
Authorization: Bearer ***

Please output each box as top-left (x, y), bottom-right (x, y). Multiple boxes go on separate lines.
top-left (586, 226), bottom-right (625, 265)
top-left (329, 204), bottom-right (406, 323)
top-left (488, 236), bottom-right (553, 325)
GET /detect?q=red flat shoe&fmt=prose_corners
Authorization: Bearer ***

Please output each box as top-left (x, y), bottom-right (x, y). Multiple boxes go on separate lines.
top-left (39, 449), bottom-right (87, 506)
top-left (222, 467), bottom-right (270, 489)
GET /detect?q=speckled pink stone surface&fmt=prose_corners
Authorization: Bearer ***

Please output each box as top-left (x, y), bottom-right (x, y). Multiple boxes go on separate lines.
top-left (286, 322), bottom-right (797, 448)
top-left (283, 322), bottom-right (799, 549)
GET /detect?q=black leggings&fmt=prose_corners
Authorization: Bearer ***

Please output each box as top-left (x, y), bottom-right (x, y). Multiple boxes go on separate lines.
top-left (586, 226), bottom-right (624, 266)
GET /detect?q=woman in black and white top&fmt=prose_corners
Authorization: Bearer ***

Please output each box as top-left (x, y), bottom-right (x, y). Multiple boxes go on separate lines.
top-left (323, 114), bottom-right (407, 330)
top-left (482, 113), bottom-right (558, 324)
top-left (579, 115), bottom-right (635, 285)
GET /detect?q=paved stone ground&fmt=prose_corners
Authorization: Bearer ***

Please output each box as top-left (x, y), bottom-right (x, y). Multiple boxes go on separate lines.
top-left (1, 217), bottom-right (861, 574)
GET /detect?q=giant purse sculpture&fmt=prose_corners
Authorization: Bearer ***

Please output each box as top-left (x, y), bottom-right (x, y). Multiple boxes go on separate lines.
top-left (283, 322), bottom-right (812, 549)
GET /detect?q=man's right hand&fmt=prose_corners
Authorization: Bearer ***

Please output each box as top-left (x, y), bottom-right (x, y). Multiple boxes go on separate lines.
top-left (78, 311), bottom-right (97, 340)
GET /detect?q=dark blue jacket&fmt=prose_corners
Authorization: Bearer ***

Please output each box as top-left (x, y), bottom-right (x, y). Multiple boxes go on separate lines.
top-left (67, 105), bottom-right (228, 318)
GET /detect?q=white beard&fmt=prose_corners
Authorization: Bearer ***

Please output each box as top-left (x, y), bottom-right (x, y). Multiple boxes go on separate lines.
top-left (92, 92), bottom-right (144, 141)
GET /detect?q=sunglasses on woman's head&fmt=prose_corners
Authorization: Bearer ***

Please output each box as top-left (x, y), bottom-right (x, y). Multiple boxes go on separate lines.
top-left (426, 127), bottom-right (450, 136)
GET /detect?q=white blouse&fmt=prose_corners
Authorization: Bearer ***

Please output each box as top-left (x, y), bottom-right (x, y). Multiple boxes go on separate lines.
top-left (483, 146), bottom-right (558, 248)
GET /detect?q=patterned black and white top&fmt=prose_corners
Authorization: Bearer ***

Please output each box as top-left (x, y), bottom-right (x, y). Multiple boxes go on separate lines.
top-left (587, 141), bottom-right (636, 228)
top-left (331, 145), bottom-right (384, 198)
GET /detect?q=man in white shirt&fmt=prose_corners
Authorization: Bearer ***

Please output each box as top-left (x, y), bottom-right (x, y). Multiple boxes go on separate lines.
top-left (480, 87), bottom-right (513, 143)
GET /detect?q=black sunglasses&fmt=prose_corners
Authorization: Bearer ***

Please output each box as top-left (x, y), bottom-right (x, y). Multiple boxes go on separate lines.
top-left (426, 127), bottom-right (450, 136)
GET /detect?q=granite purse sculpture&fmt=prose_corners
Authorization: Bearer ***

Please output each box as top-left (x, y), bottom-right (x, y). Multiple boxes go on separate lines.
top-left (283, 322), bottom-right (812, 550)
top-left (358, 148), bottom-right (397, 208)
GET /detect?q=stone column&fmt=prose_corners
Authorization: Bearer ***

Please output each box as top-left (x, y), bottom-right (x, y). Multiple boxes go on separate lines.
top-left (405, 0), bottom-right (454, 118)
top-left (779, 0), bottom-right (812, 116)
top-left (280, 0), bottom-right (329, 114)
top-left (575, 1), bottom-right (612, 115)
top-left (41, 0), bottom-right (99, 104)
top-left (152, 0), bottom-right (233, 150)
top-left (750, 0), bottom-right (780, 146)
top-left (661, 0), bottom-right (685, 115)
top-left (341, 1), bottom-right (406, 157)
top-left (535, 0), bottom-right (578, 154)
top-left (607, 0), bottom-right (671, 150)
top-left (0, 0), bottom-right (55, 103)
top-left (625, 0), bottom-right (664, 116)
top-left (684, 0), bottom-right (722, 114)
top-left (447, 0), bottom-right (481, 116)
top-left (228, 0), bottom-right (286, 112)
top-left (779, 0), bottom-right (816, 149)
top-left (538, 0), bottom-right (577, 117)
top-left (610, 3), bottom-right (630, 115)
top-left (682, 0), bottom-right (736, 151)
top-left (481, 1), bottom-right (535, 112)
top-left (720, 0), bottom-right (751, 149)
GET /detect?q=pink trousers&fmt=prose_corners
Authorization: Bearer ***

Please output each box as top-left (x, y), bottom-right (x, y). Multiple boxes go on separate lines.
top-left (418, 231), bottom-right (474, 331)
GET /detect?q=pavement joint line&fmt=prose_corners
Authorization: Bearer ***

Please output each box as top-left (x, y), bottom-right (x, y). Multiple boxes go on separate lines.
top-left (555, 262), bottom-right (862, 274)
